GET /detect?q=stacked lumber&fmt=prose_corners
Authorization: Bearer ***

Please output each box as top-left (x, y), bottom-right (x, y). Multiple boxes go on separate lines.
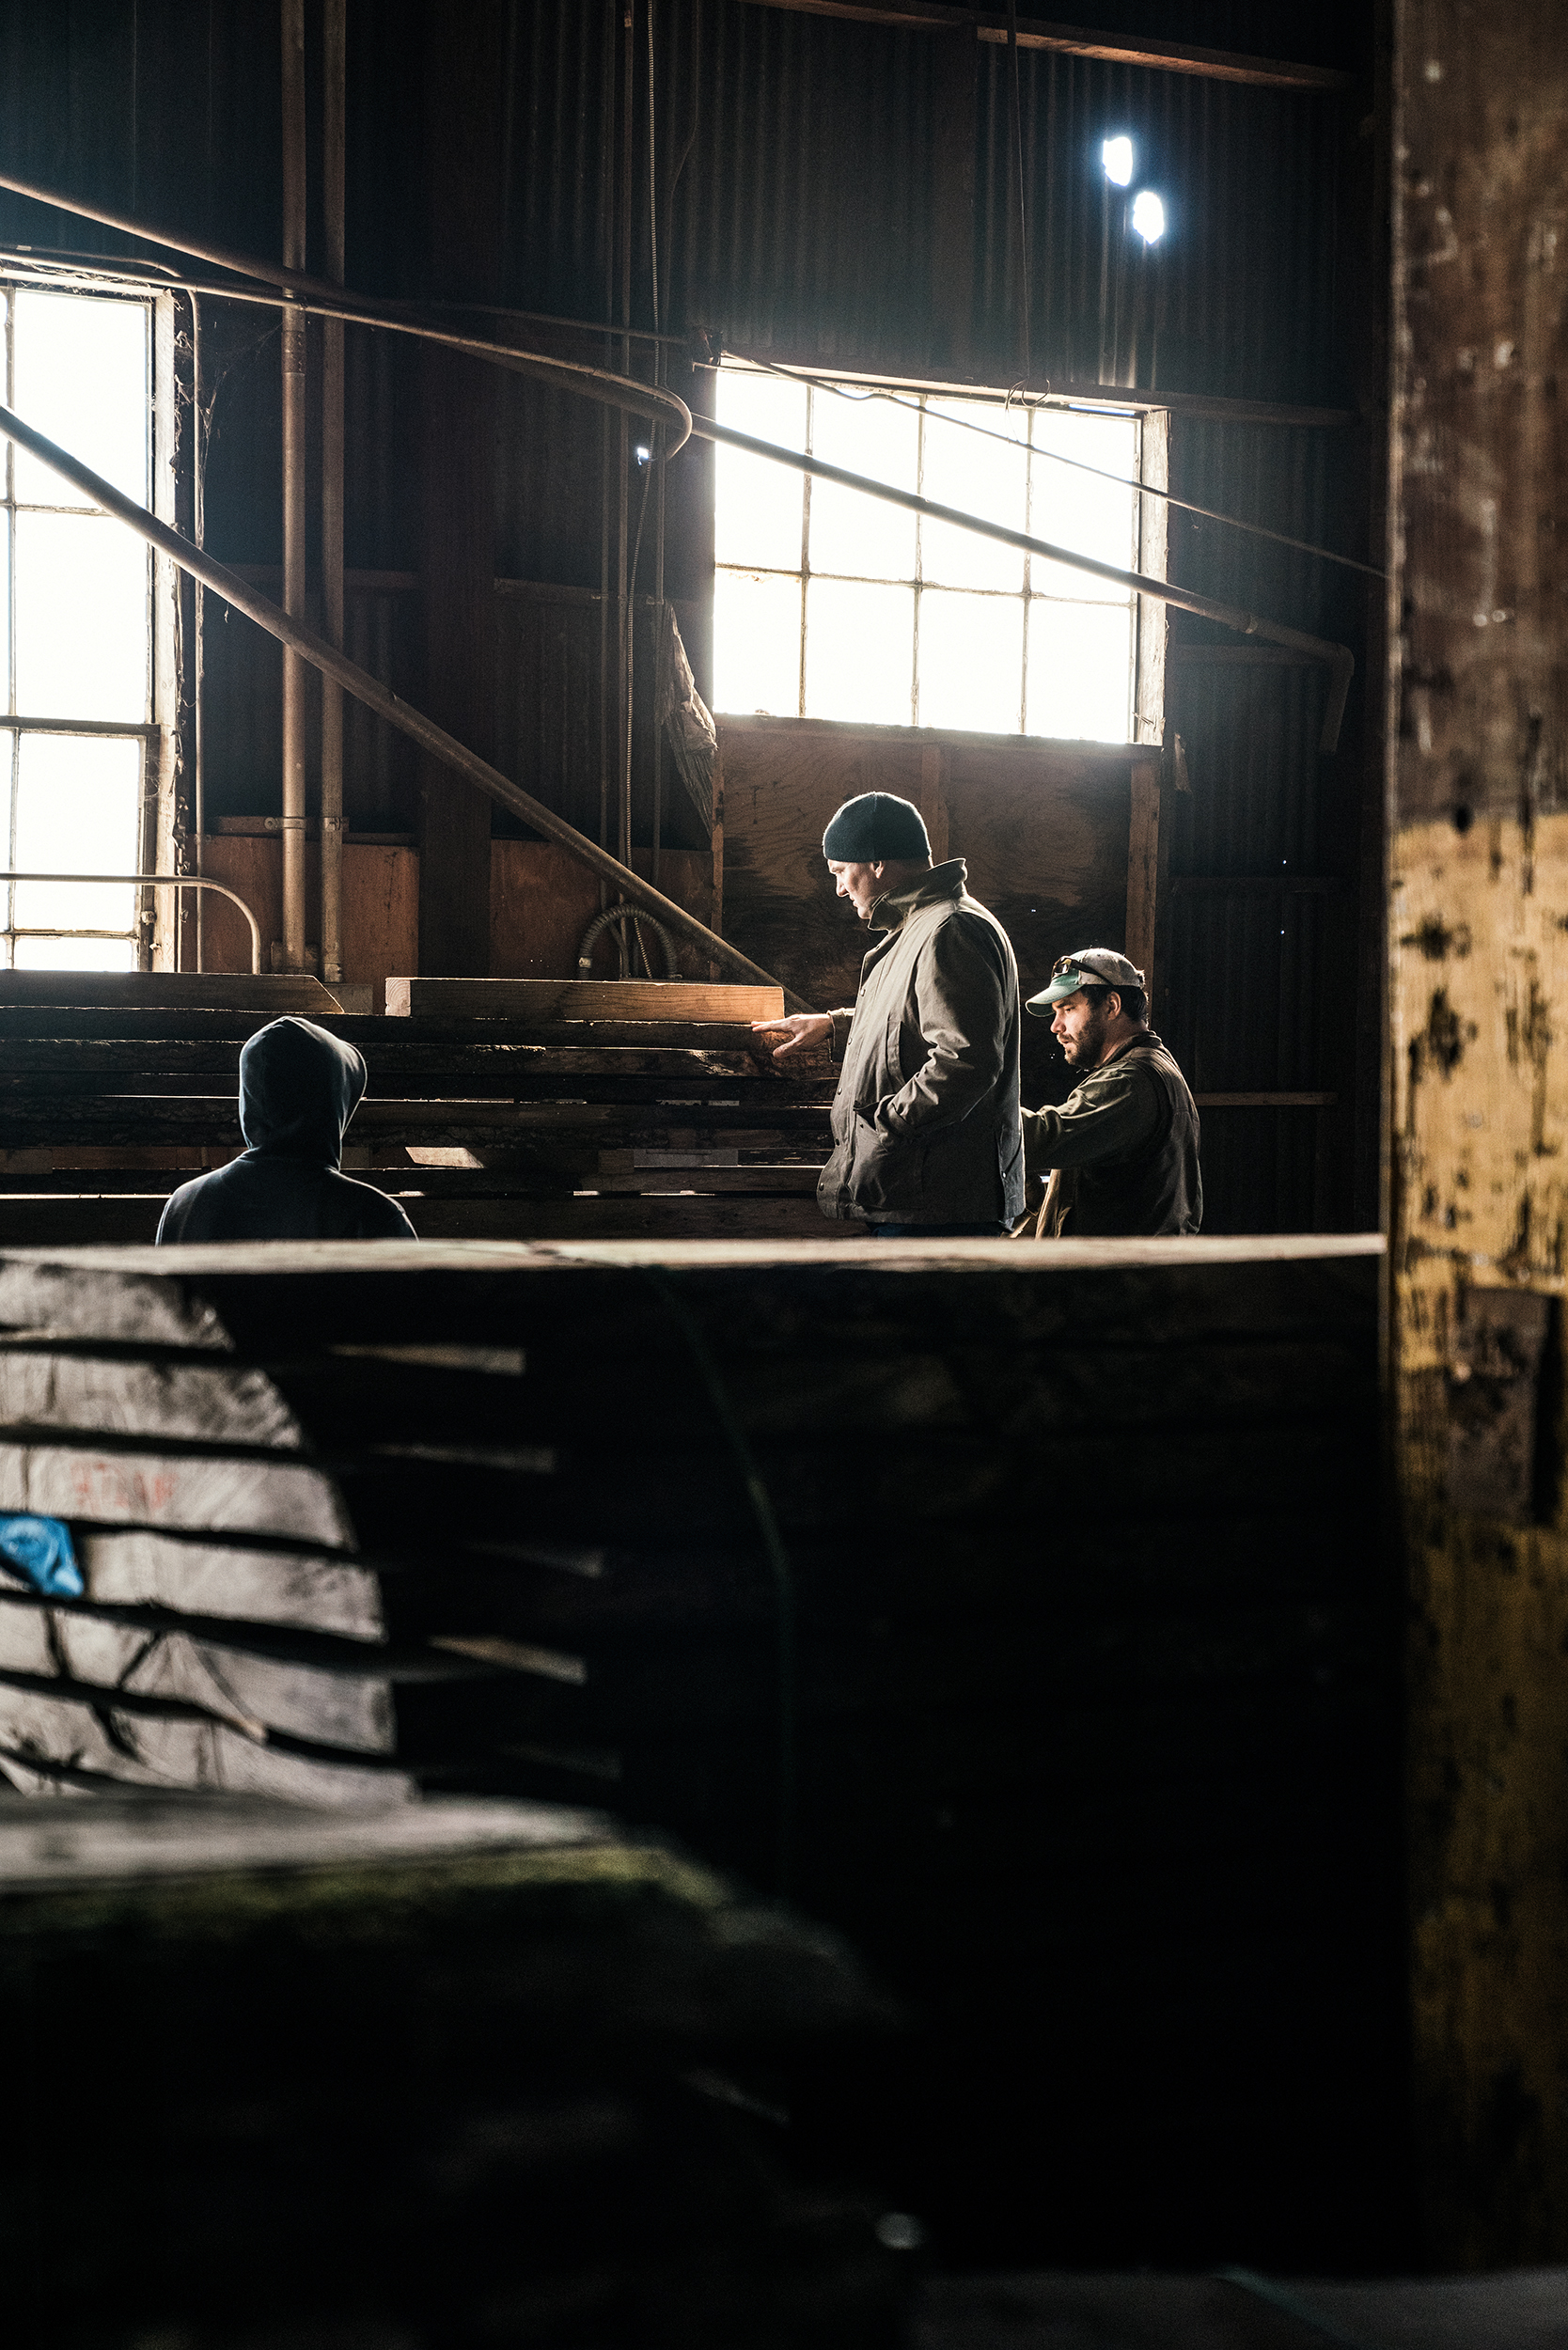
top-left (0, 977), bottom-right (838, 1245)
top-left (0, 1234), bottom-right (1401, 2267)
top-left (0, 1788), bottom-right (907, 2348)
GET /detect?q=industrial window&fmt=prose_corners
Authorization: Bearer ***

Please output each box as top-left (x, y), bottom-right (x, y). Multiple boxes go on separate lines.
top-left (713, 365), bottom-right (1147, 743)
top-left (1, 283), bottom-right (155, 971)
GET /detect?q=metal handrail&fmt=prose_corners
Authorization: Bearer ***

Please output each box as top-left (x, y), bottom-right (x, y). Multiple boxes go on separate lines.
top-left (0, 874), bottom-right (263, 975)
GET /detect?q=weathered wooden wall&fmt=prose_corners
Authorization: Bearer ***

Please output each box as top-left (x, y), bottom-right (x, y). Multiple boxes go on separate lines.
top-left (719, 718), bottom-right (1139, 1105)
top-left (196, 832), bottom-right (418, 1011)
top-left (1391, 0), bottom-right (1568, 2263)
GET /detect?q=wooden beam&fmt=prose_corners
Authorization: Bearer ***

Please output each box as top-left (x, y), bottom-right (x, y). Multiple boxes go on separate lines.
top-left (919, 744), bottom-right (950, 866)
top-left (1124, 755), bottom-right (1160, 991)
top-left (736, 0), bottom-right (1352, 91)
top-left (1390, 0), bottom-right (1568, 2264)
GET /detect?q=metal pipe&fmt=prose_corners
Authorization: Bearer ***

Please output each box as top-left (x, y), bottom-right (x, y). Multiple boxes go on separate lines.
top-left (191, 291), bottom-right (205, 973)
top-left (0, 876), bottom-right (263, 974)
top-left (694, 417), bottom-right (1356, 752)
top-left (0, 166), bottom-right (694, 451)
top-left (321, 0), bottom-right (347, 990)
top-left (279, 0), bottom-right (308, 973)
top-left (0, 400), bottom-right (808, 1010)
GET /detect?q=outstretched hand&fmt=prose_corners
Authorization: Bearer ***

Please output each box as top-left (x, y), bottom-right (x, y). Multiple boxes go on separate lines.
top-left (751, 1011), bottom-right (834, 1062)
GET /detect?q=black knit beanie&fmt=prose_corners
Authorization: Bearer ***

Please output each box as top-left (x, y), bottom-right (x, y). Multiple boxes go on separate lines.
top-left (821, 792), bottom-right (932, 863)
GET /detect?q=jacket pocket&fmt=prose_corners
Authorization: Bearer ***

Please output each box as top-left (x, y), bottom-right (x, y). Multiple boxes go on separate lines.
top-left (846, 1120), bottom-right (921, 1214)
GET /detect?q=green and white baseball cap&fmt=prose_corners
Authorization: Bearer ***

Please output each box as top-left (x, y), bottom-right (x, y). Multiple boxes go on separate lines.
top-left (1026, 948), bottom-right (1145, 1018)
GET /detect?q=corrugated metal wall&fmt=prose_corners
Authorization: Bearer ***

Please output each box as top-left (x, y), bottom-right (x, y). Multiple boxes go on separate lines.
top-left (975, 48), bottom-right (1343, 402)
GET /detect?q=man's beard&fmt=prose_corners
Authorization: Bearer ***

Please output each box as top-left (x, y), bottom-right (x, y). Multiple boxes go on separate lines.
top-left (1063, 1012), bottom-right (1109, 1068)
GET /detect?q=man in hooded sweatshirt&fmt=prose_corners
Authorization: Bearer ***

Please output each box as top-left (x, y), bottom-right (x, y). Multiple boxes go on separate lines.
top-left (156, 1015), bottom-right (417, 1244)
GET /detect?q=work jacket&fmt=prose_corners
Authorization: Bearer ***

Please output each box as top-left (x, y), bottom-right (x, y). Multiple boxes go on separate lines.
top-left (1020, 1029), bottom-right (1201, 1238)
top-left (819, 860), bottom-right (1025, 1227)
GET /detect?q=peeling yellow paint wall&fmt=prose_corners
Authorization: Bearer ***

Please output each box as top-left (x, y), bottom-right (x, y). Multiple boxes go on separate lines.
top-left (1393, 0), bottom-right (1568, 2264)
top-left (1393, 815), bottom-right (1568, 2261)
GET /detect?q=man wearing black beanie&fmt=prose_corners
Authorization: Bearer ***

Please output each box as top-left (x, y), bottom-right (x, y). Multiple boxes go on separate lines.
top-left (753, 791), bottom-right (1024, 1235)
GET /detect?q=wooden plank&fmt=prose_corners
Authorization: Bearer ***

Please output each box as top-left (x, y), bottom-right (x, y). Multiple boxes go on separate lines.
top-left (0, 1350), bottom-right (303, 1448)
top-left (1196, 1092), bottom-right (1338, 1108)
top-left (919, 743), bottom-right (951, 867)
top-left (0, 1099), bottom-right (832, 1150)
top-left (1125, 755), bottom-right (1161, 990)
top-left (0, 972), bottom-right (344, 1012)
top-left (384, 977), bottom-right (784, 1022)
top-left (0, 1008), bottom-right (796, 1052)
top-left (401, 1195), bottom-right (845, 1242)
top-left (78, 1528), bottom-right (384, 1638)
top-left (0, 1441), bottom-right (353, 1544)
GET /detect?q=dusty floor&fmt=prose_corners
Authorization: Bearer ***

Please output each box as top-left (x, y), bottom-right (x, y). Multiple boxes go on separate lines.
top-left (911, 2270), bottom-right (1568, 2349)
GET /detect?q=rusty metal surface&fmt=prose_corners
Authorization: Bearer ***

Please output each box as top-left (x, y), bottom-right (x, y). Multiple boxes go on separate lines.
top-left (1391, 0), bottom-right (1568, 2266)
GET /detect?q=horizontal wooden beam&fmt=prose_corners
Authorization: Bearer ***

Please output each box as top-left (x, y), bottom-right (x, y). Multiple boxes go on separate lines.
top-left (736, 0), bottom-right (1352, 91)
top-left (1172, 874), bottom-right (1349, 895)
top-left (1195, 1091), bottom-right (1338, 1107)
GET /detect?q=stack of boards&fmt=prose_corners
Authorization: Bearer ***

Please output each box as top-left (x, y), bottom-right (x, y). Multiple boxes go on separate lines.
top-left (0, 971), bottom-right (838, 1246)
top-left (0, 1788), bottom-right (905, 2347)
top-left (0, 1232), bottom-right (1400, 2266)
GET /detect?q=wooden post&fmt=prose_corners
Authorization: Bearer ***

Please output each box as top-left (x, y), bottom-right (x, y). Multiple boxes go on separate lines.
top-left (709, 741), bottom-right (725, 981)
top-left (1391, 0), bottom-right (1568, 2264)
top-left (278, 0), bottom-right (308, 972)
top-left (919, 742), bottom-right (949, 865)
top-left (1125, 754), bottom-right (1160, 994)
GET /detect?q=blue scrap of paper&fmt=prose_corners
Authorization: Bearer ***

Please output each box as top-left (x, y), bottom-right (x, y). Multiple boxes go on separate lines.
top-left (0, 1514), bottom-right (84, 1600)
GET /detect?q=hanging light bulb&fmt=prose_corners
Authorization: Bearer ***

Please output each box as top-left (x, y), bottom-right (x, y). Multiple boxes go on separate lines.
top-left (1102, 135), bottom-right (1134, 186)
top-left (1131, 190), bottom-right (1166, 243)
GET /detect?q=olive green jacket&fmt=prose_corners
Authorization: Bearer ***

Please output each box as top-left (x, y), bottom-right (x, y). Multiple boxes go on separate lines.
top-left (818, 860), bottom-right (1025, 1227)
top-left (1020, 1029), bottom-right (1202, 1237)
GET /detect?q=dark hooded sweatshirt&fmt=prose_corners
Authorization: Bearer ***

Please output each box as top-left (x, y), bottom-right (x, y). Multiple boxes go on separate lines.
top-left (155, 1016), bottom-right (417, 1245)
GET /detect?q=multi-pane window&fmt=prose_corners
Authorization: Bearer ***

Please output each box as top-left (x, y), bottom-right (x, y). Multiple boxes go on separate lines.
top-left (1, 284), bottom-right (154, 971)
top-left (713, 365), bottom-right (1144, 743)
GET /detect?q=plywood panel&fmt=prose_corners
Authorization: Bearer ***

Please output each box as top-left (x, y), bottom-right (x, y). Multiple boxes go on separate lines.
top-left (488, 843), bottom-right (717, 983)
top-left (384, 979), bottom-right (782, 1024)
top-left (195, 838), bottom-right (418, 1013)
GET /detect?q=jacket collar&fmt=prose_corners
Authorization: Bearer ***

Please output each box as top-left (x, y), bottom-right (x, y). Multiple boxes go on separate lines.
top-left (870, 857), bottom-right (968, 932)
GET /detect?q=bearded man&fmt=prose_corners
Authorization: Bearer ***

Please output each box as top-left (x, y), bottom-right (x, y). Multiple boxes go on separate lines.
top-left (1019, 948), bottom-right (1201, 1238)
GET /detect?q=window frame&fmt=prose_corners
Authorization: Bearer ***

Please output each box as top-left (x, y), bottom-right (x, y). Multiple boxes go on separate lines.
top-left (0, 274), bottom-right (180, 974)
top-left (712, 363), bottom-right (1168, 746)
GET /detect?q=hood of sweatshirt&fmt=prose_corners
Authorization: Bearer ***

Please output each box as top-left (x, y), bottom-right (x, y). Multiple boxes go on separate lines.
top-left (238, 1016), bottom-right (367, 1166)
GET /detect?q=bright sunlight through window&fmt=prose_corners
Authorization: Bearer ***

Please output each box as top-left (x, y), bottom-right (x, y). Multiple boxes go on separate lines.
top-left (2, 284), bottom-right (152, 970)
top-left (713, 366), bottom-right (1142, 744)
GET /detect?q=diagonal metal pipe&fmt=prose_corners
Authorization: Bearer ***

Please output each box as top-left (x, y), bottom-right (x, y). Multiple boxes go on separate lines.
top-left (0, 401), bottom-right (809, 1013)
top-left (0, 165), bottom-right (695, 453)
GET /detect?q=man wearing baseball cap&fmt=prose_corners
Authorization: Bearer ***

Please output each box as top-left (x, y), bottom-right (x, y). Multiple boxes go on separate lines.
top-left (1019, 948), bottom-right (1201, 1237)
top-left (753, 791), bottom-right (1024, 1235)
